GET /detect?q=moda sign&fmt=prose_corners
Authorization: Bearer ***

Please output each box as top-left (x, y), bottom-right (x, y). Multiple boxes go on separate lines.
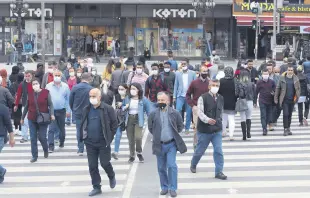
top-left (10, 8), bottom-right (53, 18)
top-left (153, 9), bottom-right (196, 18)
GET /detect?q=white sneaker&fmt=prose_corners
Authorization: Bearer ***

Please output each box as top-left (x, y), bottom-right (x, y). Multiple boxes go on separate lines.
top-left (77, 152), bottom-right (83, 156)
top-left (14, 130), bottom-right (21, 136)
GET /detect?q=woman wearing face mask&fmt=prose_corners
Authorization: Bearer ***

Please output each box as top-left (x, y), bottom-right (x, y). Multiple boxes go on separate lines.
top-left (90, 68), bottom-right (102, 89)
top-left (123, 83), bottom-right (150, 163)
top-left (21, 78), bottom-right (55, 163)
top-left (218, 67), bottom-right (238, 140)
top-left (67, 68), bottom-right (77, 90)
top-left (112, 84), bottom-right (129, 160)
top-left (67, 53), bottom-right (77, 68)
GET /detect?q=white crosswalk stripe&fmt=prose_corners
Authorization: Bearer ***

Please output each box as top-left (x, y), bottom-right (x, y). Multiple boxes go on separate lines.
top-left (0, 124), bottom-right (133, 196)
top-left (160, 109), bottom-right (310, 198)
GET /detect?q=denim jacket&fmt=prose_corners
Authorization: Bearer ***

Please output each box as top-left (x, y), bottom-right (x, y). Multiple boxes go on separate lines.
top-left (123, 96), bottom-right (150, 127)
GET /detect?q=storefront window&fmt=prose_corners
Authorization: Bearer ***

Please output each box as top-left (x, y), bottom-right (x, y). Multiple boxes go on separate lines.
top-left (215, 19), bottom-right (230, 58)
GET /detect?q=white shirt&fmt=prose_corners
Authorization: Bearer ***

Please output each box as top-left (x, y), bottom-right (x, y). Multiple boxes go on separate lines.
top-left (129, 99), bottom-right (139, 115)
top-left (182, 72), bottom-right (189, 97)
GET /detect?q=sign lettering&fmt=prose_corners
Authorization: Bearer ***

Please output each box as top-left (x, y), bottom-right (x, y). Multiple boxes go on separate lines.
top-left (153, 9), bottom-right (196, 18)
top-left (234, 3), bottom-right (310, 13)
top-left (10, 8), bottom-right (53, 18)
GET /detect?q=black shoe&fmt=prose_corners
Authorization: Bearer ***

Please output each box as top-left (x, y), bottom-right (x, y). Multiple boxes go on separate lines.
top-left (190, 165), bottom-right (196, 173)
top-left (44, 151), bottom-right (49, 158)
top-left (263, 129), bottom-right (267, 136)
top-left (241, 121), bottom-right (246, 141)
top-left (88, 188), bottom-right (102, 197)
top-left (49, 146), bottom-right (54, 153)
top-left (288, 128), bottom-right (293, 135)
top-left (170, 190), bottom-right (177, 197)
top-left (30, 158), bottom-right (37, 163)
top-left (160, 189), bottom-right (168, 195)
top-left (128, 157), bottom-right (135, 163)
top-left (215, 172), bottom-right (227, 180)
top-left (109, 177), bottom-right (116, 189)
top-left (137, 154), bottom-right (144, 163)
top-left (20, 138), bottom-right (28, 143)
top-left (0, 168), bottom-right (6, 183)
top-left (59, 142), bottom-right (64, 148)
top-left (284, 128), bottom-right (289, 136)
top-left (246, 119), bottom-right (251, 138)
top-left (112, 152), bottom-right (118, 160)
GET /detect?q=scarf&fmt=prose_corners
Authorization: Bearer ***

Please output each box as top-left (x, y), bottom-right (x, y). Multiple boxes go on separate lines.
top-left (224, 66), bottom-right (234, 79)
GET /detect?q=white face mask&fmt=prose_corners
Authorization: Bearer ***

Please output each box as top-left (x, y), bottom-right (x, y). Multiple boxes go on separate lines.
top-left (89, 98), bottom-right (99, 105)
top-left (48, 69), bottom-right (54, 73)
top-left (151, 70), bottom-right (158, 76)
top-left (262, 74), bottom-right (269, 81)
top-left (71, 56), bottom-right (75, 59)
top-left (182, 66), bottom-right (188, 71)
top-left (32, 84), bottom-right (40, 92)
top-left (164, 68), bottom-right (170, 73)
top-left (118, 90), bottom-right (126, 96)
top-left (91, 71), bottom-right (96, 75)
top-left (77, 73), bottom-right (82, 77)
top-left (210, 87), bottom-right (219, 94)
top-left (136, 68), bottom-right (143, 74)
top-left (54, 76), bottom-right (61, 83)
top-left (69, 72), bottom-right (75, 77)
top-left (130, 89), bottom-right (137, 96)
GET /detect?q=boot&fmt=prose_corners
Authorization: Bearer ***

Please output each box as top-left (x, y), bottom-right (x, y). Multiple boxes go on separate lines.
top-left (246, 119), bottom-right (252, 138)
top-left (241, 122), bottom-right (247, 141)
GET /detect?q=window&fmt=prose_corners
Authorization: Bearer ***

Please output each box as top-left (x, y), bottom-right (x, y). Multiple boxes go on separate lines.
top-left (289, 0), bottom-right (304, 3)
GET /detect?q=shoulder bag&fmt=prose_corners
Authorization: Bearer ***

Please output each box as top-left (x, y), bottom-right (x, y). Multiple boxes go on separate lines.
top-left (33, 92), bottom-right (51, 124)
top-left (235, 83), bottom-right (248, 112)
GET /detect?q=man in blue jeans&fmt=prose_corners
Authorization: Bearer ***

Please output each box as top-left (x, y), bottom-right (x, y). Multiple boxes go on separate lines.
top-left (190, 80), bottom-right (227, 180)
top-left (0, 103), bottom-right (15, 184)
top-left (69, 73), bottom-right (92, 156)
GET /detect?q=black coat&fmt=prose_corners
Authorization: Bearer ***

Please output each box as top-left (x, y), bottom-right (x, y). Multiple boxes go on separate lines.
top-left (297, 73), bottom-right (309, 97)
top-left (218, 78), bottom-right (238, 111)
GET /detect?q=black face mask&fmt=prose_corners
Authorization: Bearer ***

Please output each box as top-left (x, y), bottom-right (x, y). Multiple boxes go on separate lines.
top-left (158, 103), bottom-right (167, 110)
top-left (201, 74), bottom-right (208, 79)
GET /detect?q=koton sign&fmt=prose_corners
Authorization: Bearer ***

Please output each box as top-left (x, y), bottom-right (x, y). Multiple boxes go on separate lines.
top-left (153, 9), bottom-right (196, 18)
top-left (10, 8), bottom-right (53, 18)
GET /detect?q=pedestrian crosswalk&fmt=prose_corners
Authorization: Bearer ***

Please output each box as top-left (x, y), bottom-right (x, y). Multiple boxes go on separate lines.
top-left (167, 109), bottom-right (310, 198)
top-left (0, 124), bottom-right (133, 197)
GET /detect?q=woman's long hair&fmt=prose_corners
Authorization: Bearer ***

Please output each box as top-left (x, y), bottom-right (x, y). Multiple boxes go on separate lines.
top-left (106, 59), bottom-right (114, 74)
top-left (129, 82), bottom-right (143, 100)
top-left (239, 70), bottom-right (250, 83)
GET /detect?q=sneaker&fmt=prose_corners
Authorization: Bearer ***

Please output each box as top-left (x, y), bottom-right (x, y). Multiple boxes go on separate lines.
top-left (44, 151), bottom-right (49, 158)
top-left (160, 189), bottom-right (168, 195)
top-left (170, 190), bottom-right (177, 197)
top-left (215, 172), bottom-right (227, 180)
top-left (184, 130), bottom-right (190, 135)
top-left (14, 130), bottom-right (21, 136)
top-left (283, 128), bottom-right (289, 136)
top-left (49, 146), bottom-right (54, 153)
top-left (109, 176), bottom-right (116, 189)
top-left (77, 152), bottom-right (83, 156)
top-left (303, 118), bottom-right (308, 126)
top-left (0, 168), bottom-right (6, 183)
top-left (20, 138), bottom-right (28, 143)
top-left (190, 165), bottom-right (196, 173)
top-left (88, 188), bottom-right (102, 197)
top-left (222, 131), bottom-right (227, 137)
top-left (30, 158), bottom-right (37, 163)
top-left (137, 154), bottom-right (144, 163)
top-left (268, 124), bottom-right (274, 131)
top-left (229, 137), bottom-right (234, 141)
top-left (263, 128), bottom-right (267, 136)
top-left (288, 128), bottom-right (293, 135)
top-left (299, 122), bottom-right (304, 126)
top-left (128, 157), bottom-right (135, 163)
top-left (112, 152), bottom-right (118, 160)
top-left (55, 139), bottom-right (59, 144)
top-left (59, 142), bottom-right (64, 148)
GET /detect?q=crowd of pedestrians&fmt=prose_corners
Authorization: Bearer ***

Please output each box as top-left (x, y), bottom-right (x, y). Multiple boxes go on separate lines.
top-left (0, 52), bottom-right (309, 198)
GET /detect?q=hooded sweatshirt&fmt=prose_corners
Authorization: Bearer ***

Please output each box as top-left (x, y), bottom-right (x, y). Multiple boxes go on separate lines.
top-left (9, 66), bottom-right (20, 84)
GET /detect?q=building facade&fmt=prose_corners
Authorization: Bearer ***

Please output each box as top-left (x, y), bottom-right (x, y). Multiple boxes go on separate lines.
top-left (0, 1), bottom-right (234, 59)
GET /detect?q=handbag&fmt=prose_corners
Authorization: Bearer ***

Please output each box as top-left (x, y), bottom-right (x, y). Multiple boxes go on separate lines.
top-left (235, 98), bottom-right (248, 112)
top-left (33, 92), bottom-right (51, 124)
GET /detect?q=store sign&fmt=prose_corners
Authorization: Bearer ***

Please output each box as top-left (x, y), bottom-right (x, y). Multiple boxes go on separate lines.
top-left (10, 8), bottom-right (53, 18)
top-left (153, 9), bottom-right (196, 18)
top-left (234, 3), bottom-right (310, 13)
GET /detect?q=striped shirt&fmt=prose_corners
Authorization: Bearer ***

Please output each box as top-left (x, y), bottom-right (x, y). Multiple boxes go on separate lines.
top-left (127, 72), bottom-right (149, 92)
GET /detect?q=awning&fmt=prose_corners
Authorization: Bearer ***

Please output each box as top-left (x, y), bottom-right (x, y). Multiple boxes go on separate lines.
top-left (235, 16), bottom-right (310, 26)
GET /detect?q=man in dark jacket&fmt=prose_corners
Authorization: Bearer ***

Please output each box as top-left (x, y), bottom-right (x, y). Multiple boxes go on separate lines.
top-left (110, 62), bottom-right (124, 94)
top-left (161, 62), bottom-right (175, 105)
top-left (69, 73), bottom-right (93, 155)
top-left (0, 103), bottom-right (15, 184)
top-left (296, 66), bottom-right (309, 126)
top-left (0, 77), bottom-right (14, 108)
top-left (80, 88), bottom-right (117, 197)
top-left (190, 79), bottom-right (227, 181)
top-left (247, 59), bottom-right (259, 83)
top-left (148, 91), bottom-right (187, 198)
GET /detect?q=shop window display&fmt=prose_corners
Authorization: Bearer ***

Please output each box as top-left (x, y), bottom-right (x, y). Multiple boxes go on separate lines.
top-left (215, 19), bottom-right (229, 58)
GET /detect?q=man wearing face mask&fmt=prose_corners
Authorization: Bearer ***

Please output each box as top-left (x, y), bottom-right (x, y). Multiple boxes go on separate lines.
top-left (127, 62), bottom-right (149, 92)
top-left (70, 73), bottom-right (93, 156)
top-left (148, 91), bottom-right (186, 197)
top-left (190, 79), bottom-right (227, 181)
top-left (161, 62), bottom-right (175, 106)
top-left (41, 61), bottom-right (67, 88)
top-left (145, 63), bottom-right (167, 111)
top-left (90, 67), bottom-right (102, 89)
top-left (46, 70), bottom-right (71, 152)
top-left (255, 69), bottom-right (276, 136)
top-left (186, 66), bottom-right (210, 148)
top-left (80, 88), bottom-right (117, 197)
top-left (174, 61), bottom-right (196, 133)
top-left (275, 65), bottom-right (301, 136)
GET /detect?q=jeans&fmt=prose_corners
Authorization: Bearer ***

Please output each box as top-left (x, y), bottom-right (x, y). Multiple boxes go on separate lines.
top-left (176, 96), bottom-right (192, 131)
top-left (28, 120), bottom-right (48, 159)
top-left (191, 131), bottom-right (224, 175)
top-left (0, 137), bottom-right (5, 177)
top-left (298, 101), bottom-right (310, 123)
top-left (66, 112), bottom-right (76, 124)
top-left (156, 141), bottom-right (178, 191)
top-left (259, 102), bottom-right (272, 130)
top-left (126, 115), bottom-right (143, 158)
top-left (283, 102), bottom-right (294, 128)
top-left (272, 103), bottom-right (282, 123)
top-left (114, 127), bottom-right (122, 153)
top-left (48, 109), bottom-right (66, 148)
top-left (21, 113), bottom-right (29, 140)
top-left (240, 101), bottom-right (253, 122)
top-left (85, 139), bottom-right (115, 189)
top-left (75, 118), bottom-right (84, 153)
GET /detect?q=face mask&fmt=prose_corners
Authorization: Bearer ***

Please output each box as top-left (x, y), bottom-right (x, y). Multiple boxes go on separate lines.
top-left (71, 56), bottom-right (75, 59)
top-left (158, 103), bottom-right (167, 110)
top-left (182, 66), bottom-right (188, 71)
top-left (77, 73), bottom-right (82, 77)
top-left (151, 70), bottom-right (158, 76)
top-left (67, 65), bottom-right (71, 69)
top-left (48, 69), bottom-right (54, 73)
top-left (89, 98), bottom-right (99, 105)
top-left (54, 76), bottom-right (61, 83)
top-left (130, 90), bottom-right (137, 96)
top-left (201, 74), bottom-right (208, 79)
top-left (136, 68), bottom-right (143, 74)
top-left (91, 71), bottom-right (96, 75)
top-left (32, 84), bottom-right (40, 92)
top-left (69, 72), bottom-right (75, 77)
top-left (262, 75), bottom-right (269, 81)
top-left (118, 90), bottom-right (126, 96)
top-left (210, 87), bottom-right (219, 94)
top-left (275, 73), bottom-right (280, 76)
top-left (164, 68), bottom-right (170, 73)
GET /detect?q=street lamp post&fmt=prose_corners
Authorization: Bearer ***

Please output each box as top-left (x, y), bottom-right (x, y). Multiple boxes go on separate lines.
top-left (192, 0), bottom-right (215, 60)
top-left (10, 0), bottom-right (29, 66)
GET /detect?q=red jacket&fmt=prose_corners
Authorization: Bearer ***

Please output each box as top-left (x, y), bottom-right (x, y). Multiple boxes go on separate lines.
top-left (27, 89), bottom-right (50, 121)
top-left (186, 78), bottom-right (209, 107)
